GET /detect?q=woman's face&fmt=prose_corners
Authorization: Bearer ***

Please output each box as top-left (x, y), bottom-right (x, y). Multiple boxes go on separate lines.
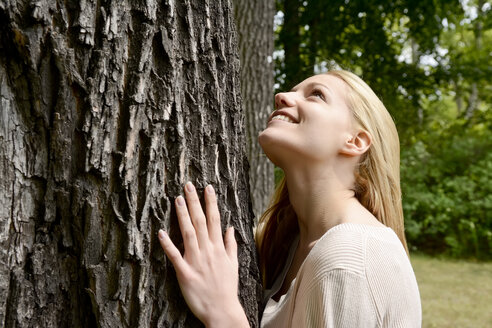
top-left (258, 74), bottom-right (355, 168)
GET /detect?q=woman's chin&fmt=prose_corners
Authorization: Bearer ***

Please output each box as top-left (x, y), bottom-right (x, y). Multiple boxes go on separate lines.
top-left (259, 134), bottom-right (300, 168)
top-left (258, 128), bottom-right (281, 153)
top-left (258, 124), bottom-right (286, 142)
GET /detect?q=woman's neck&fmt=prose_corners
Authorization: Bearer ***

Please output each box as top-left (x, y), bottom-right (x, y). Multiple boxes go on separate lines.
top-left (283, 160), bottom-right (377, 250)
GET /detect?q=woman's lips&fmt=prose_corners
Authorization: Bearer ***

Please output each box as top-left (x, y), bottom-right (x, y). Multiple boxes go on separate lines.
top-left (268, 111), bottom-right (299, 124)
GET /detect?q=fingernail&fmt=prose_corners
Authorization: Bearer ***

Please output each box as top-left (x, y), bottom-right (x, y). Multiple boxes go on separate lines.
top-left (158, 230), bottom-right (167, 239)
top-left (185, 182), bottom-right (195, 192)
top-left (176, 196), bottom-right (185, 206)
top-left (206, 185), bottom-right (214, 194)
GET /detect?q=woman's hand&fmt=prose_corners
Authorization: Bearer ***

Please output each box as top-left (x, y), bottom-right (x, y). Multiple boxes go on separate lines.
top-left (158, 182), bottom-right (249, 328)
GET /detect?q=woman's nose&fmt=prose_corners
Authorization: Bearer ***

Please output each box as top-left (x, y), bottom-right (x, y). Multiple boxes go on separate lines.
top-left (275, 92), bottom-right (296, 109)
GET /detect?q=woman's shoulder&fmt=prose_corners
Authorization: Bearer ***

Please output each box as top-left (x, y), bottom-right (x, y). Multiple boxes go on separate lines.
top-left (295, 223), bottom-right (422, 325)
top-left (302, 223), bottom-right (407, 278)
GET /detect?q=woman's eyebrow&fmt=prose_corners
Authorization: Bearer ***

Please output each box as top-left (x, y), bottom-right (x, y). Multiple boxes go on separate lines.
top-left (290, 82), bottom-right (332, 93)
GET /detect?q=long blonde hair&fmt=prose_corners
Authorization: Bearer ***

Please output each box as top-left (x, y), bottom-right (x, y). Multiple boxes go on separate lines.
top-left (255, 70), bottom-right (407, 288)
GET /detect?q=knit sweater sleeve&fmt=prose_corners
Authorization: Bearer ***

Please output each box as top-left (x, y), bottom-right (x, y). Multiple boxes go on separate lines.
top-left (292, 268), bottom-right (378, 327)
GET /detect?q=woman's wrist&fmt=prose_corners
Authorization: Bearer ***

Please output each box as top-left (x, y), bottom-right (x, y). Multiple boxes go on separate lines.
top-left (204, 300), bottom-right (250, 328)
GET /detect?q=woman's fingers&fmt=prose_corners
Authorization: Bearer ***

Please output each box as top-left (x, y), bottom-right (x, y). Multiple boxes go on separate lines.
top-left (224, 227), bottom-right (238, 265)
top-left (175, 195), bottom-right (200, 254)
top-left (184, 182), bottom-right (209, 247)
top-left (204, 185), bottom-right (222, 242)
top-left (158, 230), bottom-right (187, 270)
top-left (171, 182), bottom-right (228, 256)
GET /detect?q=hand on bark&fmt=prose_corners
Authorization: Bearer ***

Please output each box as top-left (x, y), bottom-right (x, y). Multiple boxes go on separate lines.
top-left (158, 182), bottom-right (249, 328)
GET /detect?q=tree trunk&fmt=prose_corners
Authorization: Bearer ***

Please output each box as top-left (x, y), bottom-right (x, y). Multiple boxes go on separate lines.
top-left (232, 0), bottom-right (275, 220)
top-left (465, 0), bottom-right (483, 120)
top-left (0, 0), bottom-right (261, 327)
top-left (278, 0), bottom-right (304, 90)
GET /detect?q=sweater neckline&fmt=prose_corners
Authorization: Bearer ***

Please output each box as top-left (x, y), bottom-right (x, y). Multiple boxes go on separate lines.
top-left (301, 222), bottom-right (393, 262)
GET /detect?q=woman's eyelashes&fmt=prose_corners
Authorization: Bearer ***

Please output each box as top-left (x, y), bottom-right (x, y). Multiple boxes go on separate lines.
top-left (309, 88), bottom-right (326, 101)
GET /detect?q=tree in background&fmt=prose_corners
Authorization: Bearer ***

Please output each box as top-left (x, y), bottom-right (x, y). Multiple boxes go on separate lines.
top-left (233, 0), bottom-right (276, 220)
top-left (274, 0), bottom-right (491, 259)
top-left (0, 0), bottom-right (261, 326)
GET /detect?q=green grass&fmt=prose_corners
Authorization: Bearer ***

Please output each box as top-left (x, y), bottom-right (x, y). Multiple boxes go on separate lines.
top-left (410, 254), bottom-right (492, 328)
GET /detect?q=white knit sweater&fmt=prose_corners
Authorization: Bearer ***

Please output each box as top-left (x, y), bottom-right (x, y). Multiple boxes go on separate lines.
top-left (261, 223), bottom-right (422, 327)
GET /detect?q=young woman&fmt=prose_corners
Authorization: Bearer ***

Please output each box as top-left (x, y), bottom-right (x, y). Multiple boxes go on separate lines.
top-left (158, 70), bottom-right (422, 327)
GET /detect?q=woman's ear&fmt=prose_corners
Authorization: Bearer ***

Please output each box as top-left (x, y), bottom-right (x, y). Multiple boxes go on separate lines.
top-left (340, 130), bottom-right (371, 157)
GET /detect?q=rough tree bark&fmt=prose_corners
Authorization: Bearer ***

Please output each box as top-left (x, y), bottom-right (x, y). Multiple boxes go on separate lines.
top-left (232, 0), bottom-right (275, 219)
top-left (0, 0), bottom-right (261, 327)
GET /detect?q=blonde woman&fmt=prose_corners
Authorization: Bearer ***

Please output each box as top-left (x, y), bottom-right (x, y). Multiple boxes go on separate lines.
top-left (158, 70), bottom-right (422, 327)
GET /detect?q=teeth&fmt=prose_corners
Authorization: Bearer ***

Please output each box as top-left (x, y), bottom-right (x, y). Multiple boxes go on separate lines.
top-left (272, 114), bottom-right (295, 123)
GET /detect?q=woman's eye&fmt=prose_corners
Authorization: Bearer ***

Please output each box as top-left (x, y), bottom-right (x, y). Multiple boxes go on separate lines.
top-left (310, 89), bottom-right (325, 100)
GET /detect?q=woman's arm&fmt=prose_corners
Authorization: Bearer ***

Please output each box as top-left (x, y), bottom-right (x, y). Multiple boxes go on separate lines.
top-left (158, 182), bottom-right (250, 328)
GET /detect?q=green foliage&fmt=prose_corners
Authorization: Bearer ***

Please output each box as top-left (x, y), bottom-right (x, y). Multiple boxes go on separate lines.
top-left (401, 124), bottom-right (492, 259)
top-left (275, 0), bottom-right (492, 259)
top-left (274, 166), bottom-right (284, 186)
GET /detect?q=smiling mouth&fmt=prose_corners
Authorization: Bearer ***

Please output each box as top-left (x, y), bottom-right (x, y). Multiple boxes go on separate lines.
top-left (270, 114), bottom-right (296, 123)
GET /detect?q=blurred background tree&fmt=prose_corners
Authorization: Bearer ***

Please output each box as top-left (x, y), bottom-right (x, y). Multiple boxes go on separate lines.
top-left (274, 0), bottom-right (491, 259)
